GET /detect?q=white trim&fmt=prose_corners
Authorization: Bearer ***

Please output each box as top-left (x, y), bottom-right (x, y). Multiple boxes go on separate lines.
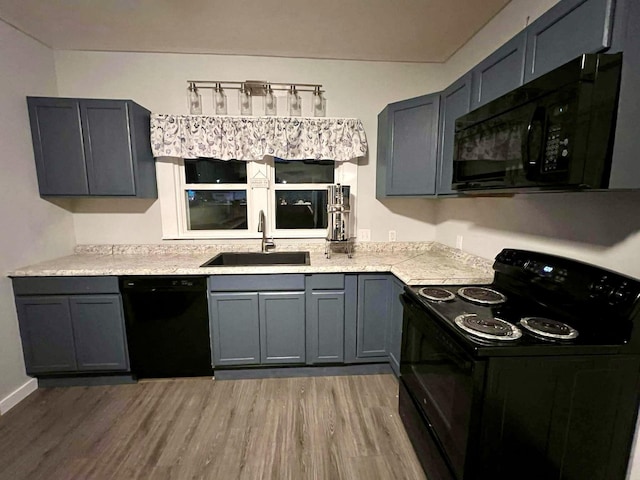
top-left (0, 378), bottom-right (38, 415)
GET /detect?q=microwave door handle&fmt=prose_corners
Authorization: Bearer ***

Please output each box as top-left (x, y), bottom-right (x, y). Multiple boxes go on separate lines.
top-left (524, 106), bottom-right (546, 178)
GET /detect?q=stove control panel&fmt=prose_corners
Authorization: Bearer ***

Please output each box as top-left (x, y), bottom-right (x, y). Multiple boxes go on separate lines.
top-left (495, 249), bottom-right (640, 312)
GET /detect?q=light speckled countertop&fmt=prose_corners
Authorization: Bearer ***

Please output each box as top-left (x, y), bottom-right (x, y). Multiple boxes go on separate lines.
top-left (8, 242), bottom-right (494, 286)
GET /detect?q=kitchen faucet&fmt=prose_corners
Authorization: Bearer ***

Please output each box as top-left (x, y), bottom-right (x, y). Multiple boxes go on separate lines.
top-left (258, 210), bottom-right (276, 253)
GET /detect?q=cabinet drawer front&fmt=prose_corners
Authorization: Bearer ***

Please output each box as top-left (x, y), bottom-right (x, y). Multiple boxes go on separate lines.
top-left (12, 276), bottom-right (119, 295)
top-left (306, 274), bottom-right (345, 290)
top-left (209, 274), bottom-right (305, 292)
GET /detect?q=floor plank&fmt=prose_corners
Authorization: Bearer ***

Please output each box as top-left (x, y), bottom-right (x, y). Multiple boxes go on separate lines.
top-left (0, 374), bottom-right (426, 480)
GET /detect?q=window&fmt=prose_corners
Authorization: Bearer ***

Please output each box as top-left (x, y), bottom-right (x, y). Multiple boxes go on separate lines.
top-left (273, 158), bottom-right (333, 232)
top-left (156, 156), bottom-right (357, 240)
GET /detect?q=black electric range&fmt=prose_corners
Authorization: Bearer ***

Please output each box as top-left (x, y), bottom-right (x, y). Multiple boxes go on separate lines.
top-left (399, 248), bottom-right (640, 480)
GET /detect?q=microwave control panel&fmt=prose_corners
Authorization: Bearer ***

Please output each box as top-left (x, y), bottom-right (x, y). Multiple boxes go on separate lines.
top-left (542, 104), bottom-right (570, 173)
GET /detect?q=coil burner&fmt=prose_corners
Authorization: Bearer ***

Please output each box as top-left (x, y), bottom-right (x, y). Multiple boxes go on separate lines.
top-left (519, 317), bottom-right (579, 341)
top-left (454, 313), bottom-right (522, 341)
top-left (458, 286), bottom-right (507, 305)
top-left (418, 287), bottom-right (455, 302)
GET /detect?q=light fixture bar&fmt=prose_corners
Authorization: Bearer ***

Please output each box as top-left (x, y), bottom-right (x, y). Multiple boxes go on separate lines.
top-left (186, 80), bottom-right (323, 95)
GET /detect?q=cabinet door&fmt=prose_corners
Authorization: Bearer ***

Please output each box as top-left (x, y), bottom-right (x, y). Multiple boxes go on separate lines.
top-left (26, 98), bottom-right (89, 195)
top-left (15, 296), bottom-right (77, 374)
top-left (388, 278), bottom-right (404, 376)
top-left (437, 73), bottom-right (472, 195)
top-left (209, 293), bottom-right (260, 366)
top-left (80, 100), bottom-right (136, 196)
top-left (357, 275), bottom-right (391, 358)
top-left (470, 31), bottom-right (526, 109)
top-left (69, 295), bottom-right (129, 371)
top-left (259, 292), bottom-right (306, 364)
top-left (306, 291), bottom-right (345, 364)
top-left (524, 0), bottom-right (614, 83)
top-left (377, 94), bottom-right (440, 197)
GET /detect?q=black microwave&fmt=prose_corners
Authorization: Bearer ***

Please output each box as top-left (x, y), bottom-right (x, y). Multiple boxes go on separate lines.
top-left (452, 53), bottom-right (622, 193)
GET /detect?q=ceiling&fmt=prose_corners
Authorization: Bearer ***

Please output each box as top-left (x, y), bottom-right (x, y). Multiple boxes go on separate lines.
top-left (0, 0), bottom-right (510, 63)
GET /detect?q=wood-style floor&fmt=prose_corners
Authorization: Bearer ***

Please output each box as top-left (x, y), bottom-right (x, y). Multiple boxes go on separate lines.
top-left (0, 374), bottom-right (426, 480)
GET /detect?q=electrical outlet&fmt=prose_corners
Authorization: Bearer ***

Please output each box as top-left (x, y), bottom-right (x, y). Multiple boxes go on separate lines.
top-left (358, 229), bottom-right (371, 241)
top-left (456, 235), bottom-right (464, 249)
top-left (388, 230), bottom-right (397, 242)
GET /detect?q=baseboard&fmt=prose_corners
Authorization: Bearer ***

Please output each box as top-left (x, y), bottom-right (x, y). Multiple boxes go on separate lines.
top-left (0, 378), bottom-right (38, 415)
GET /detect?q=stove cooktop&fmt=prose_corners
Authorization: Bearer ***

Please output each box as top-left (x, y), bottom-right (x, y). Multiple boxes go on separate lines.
top-left (406, 284), bottom-right (631, 355)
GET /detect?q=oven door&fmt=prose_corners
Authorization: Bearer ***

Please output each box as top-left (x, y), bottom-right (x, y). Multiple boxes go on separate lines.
top-left (400, 294), bottom-right (484, 480)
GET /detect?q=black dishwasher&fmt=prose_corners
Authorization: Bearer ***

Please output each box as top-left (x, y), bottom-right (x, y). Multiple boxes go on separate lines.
top-left (120, 276), bottom-right (212, 378)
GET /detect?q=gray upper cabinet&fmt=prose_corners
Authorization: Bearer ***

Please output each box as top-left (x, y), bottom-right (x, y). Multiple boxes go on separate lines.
top-left (376, 93), bottom-right (441, 198)
top-left (13, 280), bottom-right (129, 376)
top-left (27, 97), bottom-right (157, 198)
top-left (356, 275), bottom-right (392, 358)
top-left (437, 73), bottom-right (472, 195)
top-left (15, 296), bottom-right (77, 374)
top-left (209, 293), bottom-right (261, 366)
top-left (471, 31), bottom-right (527, 109)
top-left (609, 0), bottom-right (640, 188)
top-left (259, 292), bottom-right (306, 364)
top-left (524, 0), bottom-right (615, 83)
top-left (69, 295), bottom-right (129, 371)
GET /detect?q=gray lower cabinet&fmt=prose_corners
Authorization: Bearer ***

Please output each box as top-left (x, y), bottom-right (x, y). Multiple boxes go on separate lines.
top-left (356, 275), bottom-right (392, 358)
top-left (259, 292), bottom-right (305, 364)
top-left (388, 277), bottom-right (404, 377)
top-left (15, 296), bottom-right (77, 374)
top-left (523, 0), bottom-right (615, 82)
top-left (306, 290), bottom-right (345, 364)
top-left (209, 293), bottom-right (261, 366)
top-left (27, 97), bottom-right (156, 198)
top-left (208, 285), bottom-right (305, 367)
top-left (376, 93), bottom-right (441, 198)
top-left (14, 291), bottom-right (129, 375)
top-left (69, 295), bottom-right (129, 371)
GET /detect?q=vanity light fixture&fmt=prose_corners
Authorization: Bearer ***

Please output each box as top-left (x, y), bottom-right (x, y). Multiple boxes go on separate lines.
top-left (213, 82), bottom-right (227, 115)
top-left (186, 80), bottom-right (325, 116)
top-left (264, 84), bottom-right (277, 116)
top-left (312, 86), bottom-right (326, 117)
top-left (239, 83), bottom-right (252, 115)
top-left (288, 85), bottom-right (301, 116)
top-left (187, 82), bottom-right (202, 114)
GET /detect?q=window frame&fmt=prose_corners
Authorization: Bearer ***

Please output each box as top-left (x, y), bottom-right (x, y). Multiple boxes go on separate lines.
top-left (156, 156), bottom-right (357, 240)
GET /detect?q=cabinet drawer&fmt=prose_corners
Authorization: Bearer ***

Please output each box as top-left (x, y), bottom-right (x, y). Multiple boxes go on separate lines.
top-left (209, 274), bottom-right (305, 292)
top-left (12, 276), bottom-right (119, 295)
top-left (306, 274), bottom-right (345, 290)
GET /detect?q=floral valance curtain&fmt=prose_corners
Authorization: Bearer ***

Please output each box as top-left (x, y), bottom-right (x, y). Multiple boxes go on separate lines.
top-left (150, 114), bottom-right (368, 161)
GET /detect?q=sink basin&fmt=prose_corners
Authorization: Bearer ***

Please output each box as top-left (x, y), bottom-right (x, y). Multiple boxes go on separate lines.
top-left (200, 251), bottom-right (310, 267)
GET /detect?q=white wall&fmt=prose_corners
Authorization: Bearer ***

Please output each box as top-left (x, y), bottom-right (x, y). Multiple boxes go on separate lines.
top-left (435, 0), bottom-right (640, 279)
top-left (53, 51), bottom-right (445, 244)
top-left (0, 21), bottom-right (76, 406)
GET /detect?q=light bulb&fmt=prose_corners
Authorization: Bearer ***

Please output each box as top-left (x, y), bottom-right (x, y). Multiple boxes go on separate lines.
top-left (187, 82), bottom-right (202, 114)
top-left (265, 84), bottom-right (276, 116)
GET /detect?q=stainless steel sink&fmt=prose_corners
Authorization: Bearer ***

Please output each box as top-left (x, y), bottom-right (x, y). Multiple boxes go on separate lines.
top-left (200, 251), bottom-right (310, 267)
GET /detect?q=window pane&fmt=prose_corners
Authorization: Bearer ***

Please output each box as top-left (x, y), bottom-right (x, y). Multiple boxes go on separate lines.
top-left (187, 190), bottom-right (247, 230)
top-left (275, 190), bottom-right (328, 229)
top-left (274, 158), bottom-right (335, 184)
top-left (185, 158), bottom-right (247, 184)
